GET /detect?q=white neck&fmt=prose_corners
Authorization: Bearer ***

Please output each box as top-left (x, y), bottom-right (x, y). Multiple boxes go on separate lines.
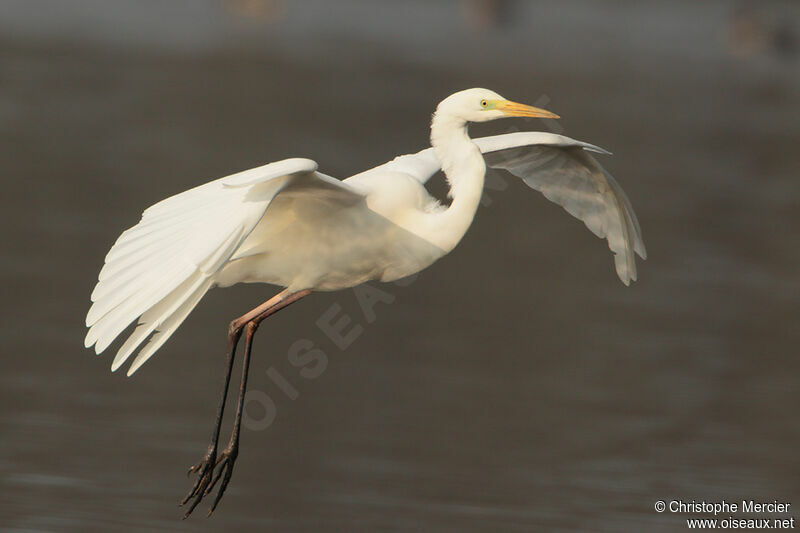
top-left (424, 111), bottom-right (486, 253)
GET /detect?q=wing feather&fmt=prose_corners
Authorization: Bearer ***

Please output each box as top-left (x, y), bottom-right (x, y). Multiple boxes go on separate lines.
top-left (125, 277), bottom-right (215, 376)
top-left (111, 275), bottom-right (210, 372)
top-left (85, 158), bottom-right (327, 374)
top-left (370, 132), bottom-right (646, 285)
top-left (483, 142), bottom-right (646, 284)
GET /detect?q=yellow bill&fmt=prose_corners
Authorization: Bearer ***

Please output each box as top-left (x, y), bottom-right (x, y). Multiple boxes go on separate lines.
top-left (496, 100), bottom-right (560, 119)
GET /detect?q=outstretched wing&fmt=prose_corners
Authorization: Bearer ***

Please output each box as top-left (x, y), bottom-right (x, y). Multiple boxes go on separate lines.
top-left (379, 132), bottom-right (647, 285)
top-left (85, 158), bottom-right (361, 375)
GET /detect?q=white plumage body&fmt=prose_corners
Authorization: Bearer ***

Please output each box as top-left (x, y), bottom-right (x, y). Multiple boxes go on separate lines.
top-left (216, 169), bottom-right (446, 291)
top-left (85, 89), bottom-right (646, 378)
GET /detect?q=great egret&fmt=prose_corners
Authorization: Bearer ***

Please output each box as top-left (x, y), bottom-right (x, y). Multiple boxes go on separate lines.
top-left (84, 88), bottom-right (646, 516)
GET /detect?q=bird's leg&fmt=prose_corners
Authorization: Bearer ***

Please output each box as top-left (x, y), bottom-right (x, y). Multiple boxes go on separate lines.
top-left (181, 290), bottom-right (289, 517)
top-left (180, 318), bottom-right (243, 513)
top-left (182, 289), bottom-right (310, 518)
top-left (203, 319), bottom-right (257, 515)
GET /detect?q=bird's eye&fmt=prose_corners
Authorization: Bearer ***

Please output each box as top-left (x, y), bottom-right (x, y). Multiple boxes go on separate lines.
top-left (480, 100), bottom-right (488, 108)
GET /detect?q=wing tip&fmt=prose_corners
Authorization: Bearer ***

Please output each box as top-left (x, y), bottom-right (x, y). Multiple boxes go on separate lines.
top-left (582, 144), bottom-right (612, 156)
top-left (617, 269), bottom-right (634, 286)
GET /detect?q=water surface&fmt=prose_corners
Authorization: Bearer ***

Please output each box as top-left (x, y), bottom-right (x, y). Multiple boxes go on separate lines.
top-left (1, 1), bottom-right (799, 531)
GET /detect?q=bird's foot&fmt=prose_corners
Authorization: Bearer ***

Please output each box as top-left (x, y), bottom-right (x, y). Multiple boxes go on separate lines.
top-left (180, 442), bottom-right (239, 518)
top-left (203, 442), bottom-right (239, 516)
top-left (180, 447), bottom-right (217, 518)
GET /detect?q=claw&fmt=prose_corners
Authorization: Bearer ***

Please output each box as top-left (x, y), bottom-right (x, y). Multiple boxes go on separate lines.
top-left (181, 444), bottom-right (238, 518)
top-left (186, 459), bottom-right (203, 478)
top-left (180, 450), bottom-right (218, 516)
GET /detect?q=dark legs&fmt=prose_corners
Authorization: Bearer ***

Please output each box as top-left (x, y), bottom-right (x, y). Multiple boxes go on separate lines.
top-left (180, 320), bottom-right (243, 516)
top-left (181, 289), bottom-right (311, 518)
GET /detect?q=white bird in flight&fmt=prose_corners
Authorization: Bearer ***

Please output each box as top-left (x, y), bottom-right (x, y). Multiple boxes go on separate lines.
top-left (84, 88), bottom-right (646, 516)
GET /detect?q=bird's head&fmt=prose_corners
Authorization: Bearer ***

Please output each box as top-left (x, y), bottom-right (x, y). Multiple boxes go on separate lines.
top-left (435, 88), bottom-right (559, 123)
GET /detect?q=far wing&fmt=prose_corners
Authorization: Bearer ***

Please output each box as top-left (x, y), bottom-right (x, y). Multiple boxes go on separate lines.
top-left (376, 132), bottom-right (646, 285)
top-left (84, 158), bottom-right (360, 375)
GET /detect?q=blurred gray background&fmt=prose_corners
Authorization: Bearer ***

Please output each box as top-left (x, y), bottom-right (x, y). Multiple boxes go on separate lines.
top-left (1, 1), bottom-right (799, 531)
